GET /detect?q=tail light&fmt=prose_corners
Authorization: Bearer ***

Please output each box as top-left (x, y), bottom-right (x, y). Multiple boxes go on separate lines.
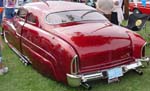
top-left (71, 55), bottom-right (79, 75)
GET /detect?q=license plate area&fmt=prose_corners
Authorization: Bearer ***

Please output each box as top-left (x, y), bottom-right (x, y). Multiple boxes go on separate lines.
top-left (107, 67), bottom-right (123, 79)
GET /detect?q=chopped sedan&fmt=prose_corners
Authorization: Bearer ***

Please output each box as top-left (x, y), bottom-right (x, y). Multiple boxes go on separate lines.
top-left (2, 1), bottom-right (149, 89)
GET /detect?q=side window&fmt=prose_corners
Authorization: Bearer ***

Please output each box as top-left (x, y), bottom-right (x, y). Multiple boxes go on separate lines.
top-left (17, 8), bottom-right (28, 19)
top-left (26, 13), bottom-right (37, 24)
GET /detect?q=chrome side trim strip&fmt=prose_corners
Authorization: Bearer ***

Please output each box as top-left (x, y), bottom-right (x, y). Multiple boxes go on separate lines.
top-left (4, 32), bottom-right (31, 65)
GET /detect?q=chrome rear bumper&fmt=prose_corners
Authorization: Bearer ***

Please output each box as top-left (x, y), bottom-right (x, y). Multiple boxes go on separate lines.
top-left (67, 57), bottom-right (149, 87)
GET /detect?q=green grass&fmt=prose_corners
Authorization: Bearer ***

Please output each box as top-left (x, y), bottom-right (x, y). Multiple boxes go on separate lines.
top-left (0, 21), bottom-right (150, 91)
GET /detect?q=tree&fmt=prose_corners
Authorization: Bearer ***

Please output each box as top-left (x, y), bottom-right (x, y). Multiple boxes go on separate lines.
top-left (124, 0), bottom-right (129, 20)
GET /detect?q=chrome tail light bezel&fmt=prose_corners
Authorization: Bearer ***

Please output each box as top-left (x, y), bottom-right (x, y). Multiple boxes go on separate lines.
top-left (71, 55), bottom-right (79, 75)
top-left (141, 42), bottom-right (147, 57)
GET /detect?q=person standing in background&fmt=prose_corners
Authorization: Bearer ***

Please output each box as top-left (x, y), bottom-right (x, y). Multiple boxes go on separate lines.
top-left (5, 0), bottom-right (16, 19)
top-left (111, 0), bottom-right (124, 25)
top-left (0, 35), bottom-right (8, 75)
top-left (0, 0), bottom-right (8, 75)
top-left (0, 0), bottom-right (4, 25)
top-left (96, 0), bottom-right (114, 21)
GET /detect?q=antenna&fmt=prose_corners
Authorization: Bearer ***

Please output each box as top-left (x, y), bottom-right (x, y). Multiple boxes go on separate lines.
top-left (41, 0), bottom-right (49, 7)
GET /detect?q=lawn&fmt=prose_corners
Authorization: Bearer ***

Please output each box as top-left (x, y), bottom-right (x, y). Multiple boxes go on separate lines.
top-left (0, 21), bottom-right (150, 91)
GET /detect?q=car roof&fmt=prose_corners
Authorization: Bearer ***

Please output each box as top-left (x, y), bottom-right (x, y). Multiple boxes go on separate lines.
top-left (23, 1), bottom-right (95, 14)
top-left (22, 1), bottom-right (96, 28)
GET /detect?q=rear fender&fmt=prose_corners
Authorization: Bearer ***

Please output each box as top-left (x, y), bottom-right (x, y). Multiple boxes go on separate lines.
top-left (127, 31), bottom-right (146, 58)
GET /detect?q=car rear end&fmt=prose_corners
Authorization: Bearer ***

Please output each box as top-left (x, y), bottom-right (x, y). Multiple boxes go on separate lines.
top-left (63, 24), bottom-right (149, 88)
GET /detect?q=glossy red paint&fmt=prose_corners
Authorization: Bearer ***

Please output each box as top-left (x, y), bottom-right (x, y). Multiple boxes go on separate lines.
top-left (2, 1), bottom-right (146, 86)
top-left (129, 1), bottom-right (150, 14)
top-left (53, 22), bottom-right (135, 73)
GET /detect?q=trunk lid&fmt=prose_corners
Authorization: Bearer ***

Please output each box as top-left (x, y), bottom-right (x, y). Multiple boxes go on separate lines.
top-left (53, 22), bottom-right (133, 72)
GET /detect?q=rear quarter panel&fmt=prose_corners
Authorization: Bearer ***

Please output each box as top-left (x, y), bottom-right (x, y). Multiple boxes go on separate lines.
top-left (21, 23), bottom-right (77, 83)
top-left (127, 31), bottom-right (146, 58)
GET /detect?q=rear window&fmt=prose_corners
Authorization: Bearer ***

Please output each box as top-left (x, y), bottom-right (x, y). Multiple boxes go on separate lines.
top-left (46, 10), bottom-right (107, 24)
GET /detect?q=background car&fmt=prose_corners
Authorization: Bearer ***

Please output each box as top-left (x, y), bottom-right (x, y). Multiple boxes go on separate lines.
top-left (129, 0), bottom-right (150, 14)
top-left (1, 1), bottom-right (149, 89)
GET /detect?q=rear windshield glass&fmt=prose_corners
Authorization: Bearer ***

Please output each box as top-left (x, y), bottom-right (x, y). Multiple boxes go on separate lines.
top-left (46, 10), bottom-right (107, 24)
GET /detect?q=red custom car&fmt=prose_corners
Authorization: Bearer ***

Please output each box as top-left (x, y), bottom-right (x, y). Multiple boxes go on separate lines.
top-left (2, 1), bottom-right (149, 89)
top-left (129, 0), bottom-right (150, 14)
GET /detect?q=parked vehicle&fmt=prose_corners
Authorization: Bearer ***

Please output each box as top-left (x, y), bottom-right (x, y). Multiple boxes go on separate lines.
top-left (129, 0), bottom-right (150, 14)
top-left (2, 1), bottom-right (149, 89)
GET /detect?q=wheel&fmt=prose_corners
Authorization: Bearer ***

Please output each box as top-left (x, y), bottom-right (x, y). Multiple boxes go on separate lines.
top-left (133, 8), bottom-right (141, 14)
